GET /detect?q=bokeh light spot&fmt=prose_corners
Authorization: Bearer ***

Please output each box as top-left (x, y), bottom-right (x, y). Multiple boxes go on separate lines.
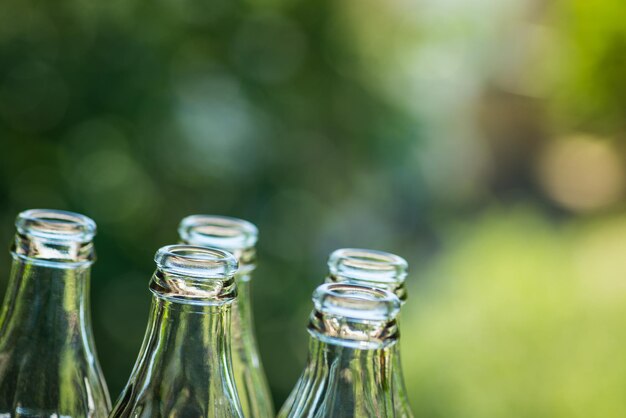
top-left (537, 134), bottom-right (625, 212)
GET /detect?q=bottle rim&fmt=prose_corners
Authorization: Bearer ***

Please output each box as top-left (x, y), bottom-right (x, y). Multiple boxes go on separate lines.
top-left (178, 215), bottom-right (258, 252)
top-left (328, 248), bottom-right (408, 284)
top-left (313, 283), bottom-right (401, 322)
top-left (155, 244), bottom-right (238, 279)
top-left (152, 245), bottom-right (238, 304)
top-left (16, 209), bottom-right (97, 242)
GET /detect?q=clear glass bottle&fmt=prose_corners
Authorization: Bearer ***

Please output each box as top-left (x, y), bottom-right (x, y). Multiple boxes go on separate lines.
top-left (0, 209), bottom-right (111, 417)
top-left (278, 282), bottom-right (402, 418)
top-left (109, 245), bottom-right (244, 418)
top-left (178, 215), bottom-right (274, 418)
top-left (326, 248), bottom-right (413, 418)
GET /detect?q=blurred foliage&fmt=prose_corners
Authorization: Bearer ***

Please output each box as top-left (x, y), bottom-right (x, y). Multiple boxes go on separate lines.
top-left (0, 0), bottom-right (624, 413)
top-left (404, 207), bottom-right (626, 416)
top-left (552, 0), bottom-right (626, 131)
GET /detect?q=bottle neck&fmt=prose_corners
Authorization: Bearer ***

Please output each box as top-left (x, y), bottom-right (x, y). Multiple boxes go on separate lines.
top-left (12, 232), bottom-right (95, 266)
top-left (142, 294), bottom-right (234, 364)
top-left (308, 307), bottom-right (399, 350)
top-left (0, 254), bottom-right (93, 344)
top-left (232, 265), bottom-right (254, 332)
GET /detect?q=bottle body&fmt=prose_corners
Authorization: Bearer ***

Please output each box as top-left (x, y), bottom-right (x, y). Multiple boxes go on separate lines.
top-left (110, 245), bottom-right (244, 418)
top-left (178, 215), bottom-right (274, 417)
top-left (0, 209), bottom-right (110, 417)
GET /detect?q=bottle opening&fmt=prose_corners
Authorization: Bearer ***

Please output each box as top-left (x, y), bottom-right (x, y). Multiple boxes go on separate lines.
top-left (16, 209), bottom-right (97, 242)
top-left (328, 248), bottom-right (408, 283)
top-left (155, 245), bottom-right (238, 279)
top-left (327, 248), bottom-right (408, 301)
top-left (152, 245), bottom-right (238, 304)
top-left (178, 215), bottom-right (258, 252)
top-left (313, 283), bottom-right (400, 322)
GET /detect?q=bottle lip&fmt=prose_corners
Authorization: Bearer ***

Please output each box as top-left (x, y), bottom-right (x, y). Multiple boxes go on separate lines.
top-left (155, 244), bottom-right (238, 279)
top-left (313, 283), bottom-right (401, 322)
top-left (16, 209), bottom-right (97, 242)
top-left (178, 215), bottom-right (258, 252)
top-left (152, 245), bottom-right (238, 304)
top-left (328, 248), bottom-right (408, 284)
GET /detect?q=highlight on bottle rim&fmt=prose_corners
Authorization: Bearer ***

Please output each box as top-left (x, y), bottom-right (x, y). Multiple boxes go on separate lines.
top-left (313, 283), bottom-right (401, 322)
top-left (178, 215), bottom-right (258, 251)
top-left (328, 248), bottom-right (408, 283)
top-left (155, 244), bottom-right (239, 279)
top-left (16, 209), bottom-right (97, 242)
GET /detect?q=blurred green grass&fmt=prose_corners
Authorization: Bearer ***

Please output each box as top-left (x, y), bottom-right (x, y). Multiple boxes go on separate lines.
top-left (404, 207), bottom-right (626, 416)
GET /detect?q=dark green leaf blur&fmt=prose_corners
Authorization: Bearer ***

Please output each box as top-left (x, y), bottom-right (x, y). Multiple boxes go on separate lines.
top-left (0, 0), bottom-right (625, 416)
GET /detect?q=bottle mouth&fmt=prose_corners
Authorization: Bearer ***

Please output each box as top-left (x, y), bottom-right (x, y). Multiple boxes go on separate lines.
top-left (327, 248), bottom-right (408, 302)
top-left (313, 283), bottom-right (400, 322)
top-left (309, 283), bottom-right (401, 349)
top-left (151, 245), bottom-right (239, 304)
top-left (328, 248), bottom-right (408, 283)
top-left (178, 215), bottom-right (258, 252)
top-left (155, 245), bottom-right (238, 279)
top-left (12, 209), bottom-right (96, 266)
top-left (16, 209), bottom-right (97, 242)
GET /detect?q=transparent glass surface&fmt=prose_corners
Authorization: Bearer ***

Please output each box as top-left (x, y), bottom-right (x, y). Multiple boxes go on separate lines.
top-left (0, 209), bottom-right (111, 417)
top-left (278, 283), bottom-right (403, 418)
top-left (178, 215), bottom-right (274, 418)
top-left (109, 245), bottom-right (243, 418)
top-left (326, 248), bottom-right (413, 417)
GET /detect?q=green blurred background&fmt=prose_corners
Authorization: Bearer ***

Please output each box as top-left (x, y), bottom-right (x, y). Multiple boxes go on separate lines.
top-left (0, 0), bottom-right (625, 415)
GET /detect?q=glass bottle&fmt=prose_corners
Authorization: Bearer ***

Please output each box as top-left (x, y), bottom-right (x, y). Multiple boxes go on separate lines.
top-left (278, 282), bottom-right (402, 418)
top-left (178, 215), bottom-right (274, 418)
top-left (326, 248), bottom-right (413, 418)
top-left (109, 244), bottom-right (244, 418)
top-left (0, 209), bottom-right (111, 417)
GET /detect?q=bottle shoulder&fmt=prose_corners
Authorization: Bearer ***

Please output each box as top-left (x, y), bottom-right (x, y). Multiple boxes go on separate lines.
top-left (279, 341), bottom-right (404, 418)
